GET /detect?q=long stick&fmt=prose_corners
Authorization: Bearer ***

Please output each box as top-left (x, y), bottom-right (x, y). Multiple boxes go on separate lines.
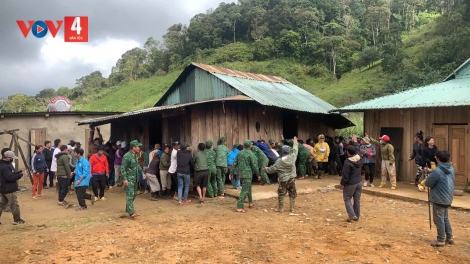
top-left (426, 163), bottom-right (432, 231)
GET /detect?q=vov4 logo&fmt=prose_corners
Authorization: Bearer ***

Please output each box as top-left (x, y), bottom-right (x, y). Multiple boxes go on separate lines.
top-left (16, 16), bottom-right (88, 42)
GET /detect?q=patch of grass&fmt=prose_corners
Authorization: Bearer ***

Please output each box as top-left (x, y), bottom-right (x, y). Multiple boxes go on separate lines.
top-left (74, 71), bottom-right (180, 112)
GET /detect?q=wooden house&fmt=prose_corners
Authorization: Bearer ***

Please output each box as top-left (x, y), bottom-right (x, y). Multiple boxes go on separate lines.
top-left (337, 59), bottom-right (470, 189)
top-left (78, 63), bottom-right (353, 152)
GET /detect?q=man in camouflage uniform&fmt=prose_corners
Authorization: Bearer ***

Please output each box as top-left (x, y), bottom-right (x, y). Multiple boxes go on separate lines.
top-left (230, 140), bottom-right (259, 213)
top-left (204, 140), bottom-right (217, 198)
top-left (297, 141), bottom-right (311, 179)
top-left (214, 137), bottom-right (229, 198)
top-left (264, 137), bottom-right (298, 213)
top-left (121, 140), bottom-right (145, 218)
top-left (252, 145), bottom-right (270, 185)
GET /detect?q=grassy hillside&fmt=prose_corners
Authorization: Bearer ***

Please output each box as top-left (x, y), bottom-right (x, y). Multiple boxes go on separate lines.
top-left (74, 21), bottom-right (434, 112)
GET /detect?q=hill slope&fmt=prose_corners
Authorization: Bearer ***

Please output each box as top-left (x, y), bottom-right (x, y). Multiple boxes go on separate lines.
top-left (74, 20), bottom-right (435, 112)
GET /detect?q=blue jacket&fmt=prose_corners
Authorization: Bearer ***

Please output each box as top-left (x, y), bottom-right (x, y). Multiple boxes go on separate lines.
top-left (33, 152), bottom-right (47, 173)
top-left (424, 162), bottom-right (454, 206)
top-left (74, 157), bottom-right (91, 187)
top-left (227, 149), bottom-right (240, 166)
top-left (253, 142), bottom-right (278, 163)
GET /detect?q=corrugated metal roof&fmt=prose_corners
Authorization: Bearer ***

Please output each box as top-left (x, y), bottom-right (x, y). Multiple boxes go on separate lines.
top-left (156, 62), bottom-right (336, 114)
top-left (213, 73), bottom-right (336, 114)
top-left (337, 60), bottom-right (470, 112)
top-left (444, 58), bottom-right (470, 81)
top-left (77, 95), bottom-right (253, 125)
top-left (193, 63), bottom-right (289, 83)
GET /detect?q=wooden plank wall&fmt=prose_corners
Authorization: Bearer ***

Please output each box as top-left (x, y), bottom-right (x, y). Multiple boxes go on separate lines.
top-left (187, 102), bottom-right (284, 151)
top-left (364, 106), bottom-right (470, 186)
top-left (298, 114), bottom-right (336, 141)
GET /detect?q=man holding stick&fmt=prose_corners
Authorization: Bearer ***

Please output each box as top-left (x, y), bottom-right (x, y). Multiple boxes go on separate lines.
top-left (423, 150), bottom-right (455, 247)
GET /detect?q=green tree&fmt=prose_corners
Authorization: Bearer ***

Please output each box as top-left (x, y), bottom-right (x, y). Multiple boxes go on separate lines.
top-left (213, 42), bottom-right (254, 63)
top-left (354, 46), bottom-right (381, 69)
top-left (35, 88), bottom-right (57, 100)
top-left (3, 94), bottom-right (43, 113)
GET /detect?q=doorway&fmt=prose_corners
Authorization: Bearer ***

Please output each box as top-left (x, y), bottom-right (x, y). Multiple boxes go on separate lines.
top-left (29, 128), bottom-right (47, 162)
top-left (282, 111), bottom-right (298, 139)
top-left (433, 124), bottom-right (467, 186)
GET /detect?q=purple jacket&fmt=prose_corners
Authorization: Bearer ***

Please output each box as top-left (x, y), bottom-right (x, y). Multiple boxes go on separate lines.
top-left (114, 149), bottom-right (125, 166)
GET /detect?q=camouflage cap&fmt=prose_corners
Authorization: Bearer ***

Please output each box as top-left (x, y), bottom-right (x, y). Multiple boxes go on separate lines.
top-left (282, 145), bottom-right (291, 154)
top-left (243, 140), bottom-right (252, 148)
top-left (233, 143), bottom-right (239, 149)
top-left (220, 137), bottom-right (227, 142)
top-left (130, 140), bottom-right (143, 148)
top-left (206, 140), bottom-right (214, 147)
top-left (268, 138), bottom-right (275, 144)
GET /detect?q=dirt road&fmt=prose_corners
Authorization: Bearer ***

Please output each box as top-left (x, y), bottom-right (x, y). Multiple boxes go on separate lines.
top-left (1, 186), bottom-right (469, 263)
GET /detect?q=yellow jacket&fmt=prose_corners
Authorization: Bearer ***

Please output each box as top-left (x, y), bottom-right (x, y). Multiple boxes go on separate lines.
top-left (313, 142), bottom-right (330, 162)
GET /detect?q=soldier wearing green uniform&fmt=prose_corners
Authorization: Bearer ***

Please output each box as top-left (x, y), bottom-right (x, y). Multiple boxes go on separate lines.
top-left (230, 140), bottom-right (259, 213)
top-left (252, 145), bottom-right (270, 185)
top-left (121, 140), bottom-right (145, 218)
top-left (264, 137), bottom-right (298, 213)
top-left (214, 137), bottom-right (229, 198)
top-left (297, 142), bottom-right (311, 179)
top-left (204, 140), bottom-right (217, 198)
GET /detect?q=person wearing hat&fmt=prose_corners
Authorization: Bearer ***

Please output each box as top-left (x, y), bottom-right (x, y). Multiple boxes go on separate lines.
top-left (230, 140), bottom-right (259, 213)
top-left (0, 151), bottom-right (26, 225)
top-left (313, 134), bottom-right (330, 179)
top-left (159, 144), bottom-right (172, 199)
top-left (169, 141), bottom-right (181, 200)
top-left (360, 136), bottom-right (376, 187)
top-left (121, 140), bottom-right (146, 218)
top-left (251, 144), bottom-right (271, 185)
top-left (214, 137), bottom-right (230, 198)
top-left (204, 140), bottom-right (217, 198)
top-left (227, 144), bottom-right (242, 189)
top-left (338, 145), bottom-right (364, 222)
top-left (365, 133), bottom-right (397, 189)
top-left (113, 141), bottom-right (124, 187)
top-left (263, 136), bottom-right (299, 213)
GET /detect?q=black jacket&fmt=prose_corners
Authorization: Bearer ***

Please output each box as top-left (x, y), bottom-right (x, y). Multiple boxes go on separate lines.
top-left (410, 142), bottom-right (425, 166)
top-left (176, 150), bottom-right (194, 175)
top-left (0, 160), bottom-right (23, 194)
top-left (146, 154), bottom-right (160, 175)
top-left (340, 154), bottom-right (363, 186)
top-left (43, 148), bottom-right (53, 168)
top-left (422, 146), bottom-right (438, 168)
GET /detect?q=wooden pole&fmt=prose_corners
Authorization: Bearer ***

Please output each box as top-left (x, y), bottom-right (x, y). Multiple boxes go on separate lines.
top-left (13, 132), bottom-right (33, 184)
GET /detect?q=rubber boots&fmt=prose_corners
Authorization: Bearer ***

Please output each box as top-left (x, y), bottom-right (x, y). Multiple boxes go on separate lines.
top-left (275, 197), bottom-right (284, 212)
top-left (289, 197), bottom-right (295, 213)
top-left (150, 192), bottom-right (158, 201)
top-left (317, 170), bottom-right (323, 179)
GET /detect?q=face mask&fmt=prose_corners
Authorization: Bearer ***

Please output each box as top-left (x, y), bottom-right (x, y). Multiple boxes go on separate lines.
top-left (379, 140), bottom-right (384, 144)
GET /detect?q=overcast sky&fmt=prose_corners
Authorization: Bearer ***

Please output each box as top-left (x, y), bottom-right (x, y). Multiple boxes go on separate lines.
top-left (0, 0), bottom-right (226, 97)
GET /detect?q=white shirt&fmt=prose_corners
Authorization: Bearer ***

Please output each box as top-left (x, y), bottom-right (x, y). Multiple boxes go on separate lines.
top-left (50, 147), bottom-right (61, 172)
top-left (168, 149), bottom-right (178, 173)
top-left (271, 149), bottom-right (280, 157)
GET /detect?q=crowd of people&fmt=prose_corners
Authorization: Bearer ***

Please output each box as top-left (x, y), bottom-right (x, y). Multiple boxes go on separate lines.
top-left (0, 127), bottom-right (456, 247)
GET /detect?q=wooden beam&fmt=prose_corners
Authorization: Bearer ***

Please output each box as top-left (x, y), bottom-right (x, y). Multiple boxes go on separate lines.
top-left (13, 132), bottom-right (33, 184)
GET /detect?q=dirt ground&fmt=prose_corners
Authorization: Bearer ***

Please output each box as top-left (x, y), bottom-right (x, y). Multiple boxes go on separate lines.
top-left (1, 184), bottom-right (469, 264)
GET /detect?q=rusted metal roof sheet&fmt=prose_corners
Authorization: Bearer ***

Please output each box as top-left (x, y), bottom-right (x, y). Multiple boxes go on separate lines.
top-left (337, 72), bottom-right (470, 112)
top-left (77, 95), bottom-right (253, 125)
top-left (156, 62), bottom-right (337, 114)
top-left (192, 63), bottom-right (289, 83)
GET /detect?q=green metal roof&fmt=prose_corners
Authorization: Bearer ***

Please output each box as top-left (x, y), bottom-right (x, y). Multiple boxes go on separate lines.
top-left (337, 58), bottom-right (470, 112)
top-left (156, 63), bottom-right (338, 114)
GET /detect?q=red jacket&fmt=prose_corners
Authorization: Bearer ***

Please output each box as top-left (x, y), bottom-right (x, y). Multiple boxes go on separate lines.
top-left (89, 153), bottom-right (109, 175)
